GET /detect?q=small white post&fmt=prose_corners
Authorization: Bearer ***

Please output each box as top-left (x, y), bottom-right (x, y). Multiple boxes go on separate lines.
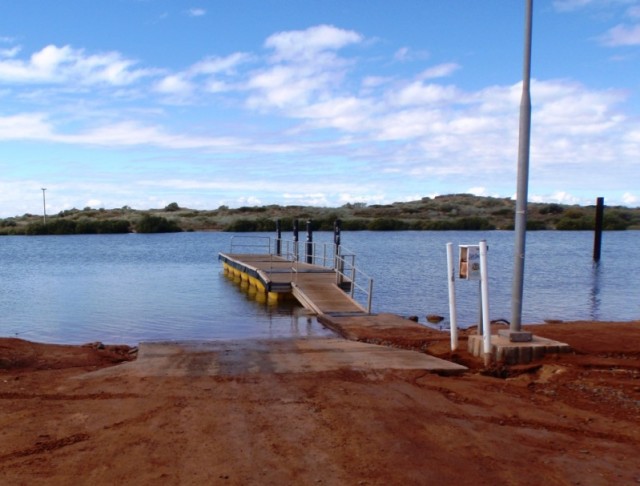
top-left (479, 240), bottom-right (491, 366)
top-left (446, 243), bottom-right (458, 351)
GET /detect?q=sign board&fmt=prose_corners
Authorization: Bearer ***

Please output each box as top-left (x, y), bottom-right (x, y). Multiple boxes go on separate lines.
top-left (459, 245), bottom-right (481, 280)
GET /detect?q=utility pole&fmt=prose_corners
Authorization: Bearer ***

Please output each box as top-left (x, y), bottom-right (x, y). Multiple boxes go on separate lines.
top-left (41, 188), bottom-right (47, 225)
top-left (507, 0), bottom-right (534, 342)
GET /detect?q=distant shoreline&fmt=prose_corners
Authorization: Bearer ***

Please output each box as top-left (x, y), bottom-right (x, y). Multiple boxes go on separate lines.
top-left (2, 194), bottom-right (639, 235)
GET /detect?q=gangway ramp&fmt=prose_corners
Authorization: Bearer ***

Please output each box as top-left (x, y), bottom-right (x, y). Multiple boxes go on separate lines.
top-left (291, 272), bottom-right (367, 316)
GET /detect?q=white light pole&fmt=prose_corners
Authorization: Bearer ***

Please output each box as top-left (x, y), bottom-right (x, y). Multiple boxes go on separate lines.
top-left (41, 188), bottom-right (47, 225)
top-left (508, 0), bottom-right (534, 342)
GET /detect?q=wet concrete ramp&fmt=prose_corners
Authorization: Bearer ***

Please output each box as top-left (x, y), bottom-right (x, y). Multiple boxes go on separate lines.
top-left (91, 338), bottom-right (466, 377)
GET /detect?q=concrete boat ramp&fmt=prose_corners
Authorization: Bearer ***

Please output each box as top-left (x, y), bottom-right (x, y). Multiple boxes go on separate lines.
top-left (91, 249), bottom-right (467, 379)
top-left (91, 337), bottom-right (466, 378)
top-left (86, 245), bottom-right (465, 378)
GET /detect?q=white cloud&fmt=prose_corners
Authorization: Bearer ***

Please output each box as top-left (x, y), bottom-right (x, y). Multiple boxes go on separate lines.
top-left (600, 23), bottom-right (640, 45)
top-left (62, 121), bottom-right (246, 150)
top-left (296, 96), bottom-right (376, 132)
top-left (0, 45), bottom-right (21, 58)
top-left (187, 8), bottom-right (206, 17)
top-left (86, 199), bottom-right (103, 208)
top-left (153, 52), bottom-right (250, 98)
top-left (247, 25), bottom-right (359, 111)
top-left (264, 24), bottom-right (362, 62)
top-left (393, 46), bottom-right (429, 62)
top-left (394, 47), bottom-right (410, 62)
top-left (553, 0), bottom-right (633, 12)
top-left (419, 63), bottom-right (460, 80)
top-left (154, 73), bottom-right (194, 95)
top-left (533, 79), bottom-right (626, 135)
top-left (467, 187), bottom-right (488, 197)
top-left (361, 76), bottom-right (391, 89)
top-left (247, 65), bottom-right (326, 109)
top-left (622, 192), bottom-right (638, 205)
top-left (337, 193), bottom-right (385, 205)
top-left (0, 44), bottom-right (153, 85)
top-left (391, 82), bottom-right (461, 106)
top-left (237, 196), bottom-right (262, 206)
top-left (549, 192), bottom-right (581, 204)
top-left (191, 53), bottom-right (251, 75)
top-left (283, 193), bottom-right (330, 206)
top-left (553, 0), bottom-right (596, 12)
top-left (0, 113), bottom-right (296, 153)
top-left (0, 113), bottom-right (54, 139)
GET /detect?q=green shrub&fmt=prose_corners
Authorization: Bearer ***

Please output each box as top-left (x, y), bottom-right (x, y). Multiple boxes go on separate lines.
top-left (603, 213), bottom-right (630, 230)
top-left (25, 218), bottom-right (131, 235)
top-left (94, 219), bottom-right (130, 234)
top-left (136, 215), bottom-right (182, 233)
top-left (224, 219), bottom-right (258, 232)
top-left (492, 208), bottom-right (514, 217)
top-left (555, 216), bottom-right (593, 230)
top-left (368, 218), bottom-right (410, 231)
top-left (539, 203), bottom-right (564, 215)
top-left (340, 219), bottom-right (369, 231)
top-left (563, 208), bottom-right (585, 219)
top-left (526, 220), bottom-right (547, 230)
top-left (422, 217), bottom-right (494, 230)
top-left (0, 219), bottom-right (17, 227)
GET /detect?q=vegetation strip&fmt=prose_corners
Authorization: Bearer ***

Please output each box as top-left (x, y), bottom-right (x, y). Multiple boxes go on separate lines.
top-left (1, 194), bottom-right (638, 235)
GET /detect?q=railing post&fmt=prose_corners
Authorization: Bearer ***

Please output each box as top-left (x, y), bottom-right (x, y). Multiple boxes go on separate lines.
top-left (367, 279), bottom-right (373, 313)
top-left (350, 267), bottom-right (356, 298)
top-left (305, 220), bottom-right (313, 264)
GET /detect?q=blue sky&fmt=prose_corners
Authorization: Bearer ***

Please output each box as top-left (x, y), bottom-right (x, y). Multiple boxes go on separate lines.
top-left (1, 0), bottom-right (639, 217)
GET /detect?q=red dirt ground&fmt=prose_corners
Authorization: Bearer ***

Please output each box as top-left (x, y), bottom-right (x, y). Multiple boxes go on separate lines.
top-left (1, 321), bottom-right (639, 485)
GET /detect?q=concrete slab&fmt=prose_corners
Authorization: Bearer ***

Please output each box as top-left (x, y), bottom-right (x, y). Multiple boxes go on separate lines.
top-left (468, 334), bottom-right (571, 364)
top-left (88, 337), bottom-right (466, 378)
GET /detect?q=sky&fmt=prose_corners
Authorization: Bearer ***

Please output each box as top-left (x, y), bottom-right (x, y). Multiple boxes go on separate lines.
top-left (1, 0), bottom-right (639, 218)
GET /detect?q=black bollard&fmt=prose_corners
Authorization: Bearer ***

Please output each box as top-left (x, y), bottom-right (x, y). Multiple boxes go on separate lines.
top-left (334, 218), bottom-right (343, 283)
top-left (305, 220), bottom-right (313, 264)
top-left (275, 219), bottom-right (282, 256)
top-left (333, 218), bottom-right (341, 249)
top-left (593, 197), bottom-right (604, 262)
top-left (293, 219), bottom-right (299, 261)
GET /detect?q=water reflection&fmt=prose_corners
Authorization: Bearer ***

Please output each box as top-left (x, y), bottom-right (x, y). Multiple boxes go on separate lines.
top-left (223, 268), bottom-right (334, 339)
top-left (589, 262), bottom-right (602, 320)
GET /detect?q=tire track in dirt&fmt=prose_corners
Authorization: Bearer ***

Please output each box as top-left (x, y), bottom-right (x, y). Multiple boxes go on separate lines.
top-left (418, 383), bottom-right (490, 407)
top-left (0, 433), bottom-right (90, 463)
top-left (441, 411), bottom-right (638, 445)
top-left (0, 391), bottom-right (140, 400)
top-left (101, 405), bottom-right (169, 432)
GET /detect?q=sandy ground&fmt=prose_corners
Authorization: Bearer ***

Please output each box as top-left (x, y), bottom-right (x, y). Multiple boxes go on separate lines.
top-left (1, 321), bottom-right (639, 485)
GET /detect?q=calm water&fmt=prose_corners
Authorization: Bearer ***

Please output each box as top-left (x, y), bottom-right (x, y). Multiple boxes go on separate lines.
top-left (0, 231), bottom-right (637, 344)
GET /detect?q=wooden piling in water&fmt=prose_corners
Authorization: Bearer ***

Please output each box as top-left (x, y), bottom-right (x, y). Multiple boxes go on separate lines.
top-left (593, 197), bottom-right (604, 262)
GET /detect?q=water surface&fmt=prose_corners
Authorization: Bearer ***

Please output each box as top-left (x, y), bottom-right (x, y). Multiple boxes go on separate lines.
top-left (0, 231), bottom-right (637, 344)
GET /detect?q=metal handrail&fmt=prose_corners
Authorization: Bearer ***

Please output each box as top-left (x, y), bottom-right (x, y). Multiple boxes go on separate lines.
top-left (229, 235), bottom-right (271, 253)
top-left (280, 238), bottom-right (373, 313)
top-left (334, 253), bottom-right (374, 313)
top-left (225, 235), bottom-right (374, 313)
